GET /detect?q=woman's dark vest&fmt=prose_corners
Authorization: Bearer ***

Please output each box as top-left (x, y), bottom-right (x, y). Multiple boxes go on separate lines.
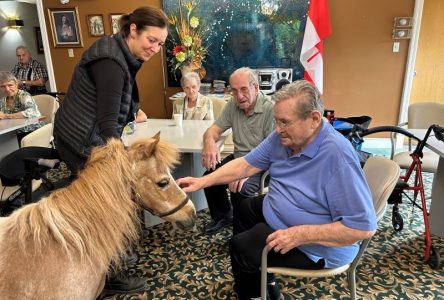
top-left (54, 34), bottom-right (137, 158)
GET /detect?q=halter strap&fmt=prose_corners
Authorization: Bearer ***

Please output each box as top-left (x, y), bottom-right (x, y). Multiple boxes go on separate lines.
top-left (134, 192), bottom-right (190, 218)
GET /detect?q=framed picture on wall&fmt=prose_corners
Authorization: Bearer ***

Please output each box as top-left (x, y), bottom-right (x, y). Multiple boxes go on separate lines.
top-left (87, 14), bottom-right (105, 37)
top-left (47, 7), bottom-right (83, 47)
top-left (34, 27), bottom-right (44, 54)
top-left (110, 13), bottom-right (124, 35)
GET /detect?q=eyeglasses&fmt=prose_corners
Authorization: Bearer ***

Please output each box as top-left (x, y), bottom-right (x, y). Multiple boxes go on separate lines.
top-left (274, 118), bottom-right (297, 129)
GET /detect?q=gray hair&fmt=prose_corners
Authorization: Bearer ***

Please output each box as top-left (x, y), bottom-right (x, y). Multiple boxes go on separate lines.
top-left (180, 72), bottom-right (201, 88)
top-left (16, 45), bottom-right (30, 53)
top-left (273, 80), bottom-right (324, 119)
top-left (0, 71), bottom-right (18, 84)
top-left (229, 67), bottom-right (259, 86)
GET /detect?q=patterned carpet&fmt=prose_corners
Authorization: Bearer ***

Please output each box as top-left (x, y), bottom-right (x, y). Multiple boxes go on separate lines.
top-left (4, 163), bottom-right (444, 299)
top-left (99, 171), bottom-right (444, 300)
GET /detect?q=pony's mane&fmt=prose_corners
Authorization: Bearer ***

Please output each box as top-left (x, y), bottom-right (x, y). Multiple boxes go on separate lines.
top-left (4, 139), bottom-right (140, 271)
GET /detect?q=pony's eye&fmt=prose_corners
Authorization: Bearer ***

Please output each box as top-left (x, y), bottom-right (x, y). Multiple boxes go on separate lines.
top-left (157, 179), bottom-right (169, 188)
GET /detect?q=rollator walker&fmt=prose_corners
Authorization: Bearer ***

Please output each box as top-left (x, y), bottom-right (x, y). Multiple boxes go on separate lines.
top-left (348, 124), bottom-right (443, 269)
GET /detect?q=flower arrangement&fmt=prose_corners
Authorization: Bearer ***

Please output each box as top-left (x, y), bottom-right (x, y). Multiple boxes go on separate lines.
top-left (167, 0), bottom-right (208, 77)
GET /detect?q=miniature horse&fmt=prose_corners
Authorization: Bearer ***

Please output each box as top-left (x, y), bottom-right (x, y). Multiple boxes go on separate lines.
top-left (0, 133), bottom-right (196, 299)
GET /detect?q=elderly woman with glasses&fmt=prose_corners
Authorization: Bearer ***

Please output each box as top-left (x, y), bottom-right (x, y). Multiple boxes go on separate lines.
top-left (172, 72), bottom-right (214, 120)
top-left (0, 71), bottom-right (44, 144)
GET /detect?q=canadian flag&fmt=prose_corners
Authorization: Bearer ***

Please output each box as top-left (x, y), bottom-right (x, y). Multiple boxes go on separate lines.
top-left (300, 0), bottom-right (332, 94)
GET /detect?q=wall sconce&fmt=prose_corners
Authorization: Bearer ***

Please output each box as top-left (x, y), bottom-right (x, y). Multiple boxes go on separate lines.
top-left (7, 19), bottom-right (24, 29)
top-left (392, 17), bottom-right (413, 40)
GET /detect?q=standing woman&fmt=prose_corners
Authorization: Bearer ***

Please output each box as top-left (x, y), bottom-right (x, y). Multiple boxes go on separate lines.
top-left (53, 6), bottom-right (169, 294)
top-left (0, 71), bottom-right (44, 145)
top-left (173, 72), bottom-right (214, 120)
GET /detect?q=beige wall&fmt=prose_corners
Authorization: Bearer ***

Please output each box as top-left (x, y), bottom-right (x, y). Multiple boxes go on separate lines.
top-left (42, 0), bottom-right (168, 118)
top-left (42, 0), bottom-right (415, 123)
top-left (324, 0), bottom-right (414, 130)
top-left (0, 1), bottom-right (46, 72)
top-left (410, 0), bottom-right (444, 105)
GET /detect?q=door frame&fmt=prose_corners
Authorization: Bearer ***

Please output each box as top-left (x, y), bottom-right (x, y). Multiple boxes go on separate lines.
top-left (398, 0), bottom-right (424, 125)
top-left (36, 0), bottom-right (57, 92)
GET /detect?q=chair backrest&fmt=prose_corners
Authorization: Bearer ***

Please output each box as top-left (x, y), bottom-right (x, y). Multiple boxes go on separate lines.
top-left (211, 98), bottom-right (227, 120)
top-left (211, 98), bottom-right (235, 155)
top-left (33, 94), bottom-right (58, 123)
top-left (20, 123), bottom-right (54, 148)
top-left (408, 102), bottom-right (444, 129)
top-left (363, 156), bottom-right (400, 219)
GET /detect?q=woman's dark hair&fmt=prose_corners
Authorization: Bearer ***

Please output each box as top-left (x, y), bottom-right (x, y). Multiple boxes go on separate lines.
top-left (119, 6), bottom-right (168, 37)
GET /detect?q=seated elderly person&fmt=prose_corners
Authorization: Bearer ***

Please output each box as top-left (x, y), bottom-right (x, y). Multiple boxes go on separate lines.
top-left (177, 80), bottom-right (376, 300)
top-left (0, 71), bottom-right (45, 145)
top-left (173, 72), bottom-right (213, 120)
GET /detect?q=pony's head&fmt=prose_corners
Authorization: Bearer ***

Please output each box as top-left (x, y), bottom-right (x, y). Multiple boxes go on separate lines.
top-left (127, 132), bottom-right (196, 230)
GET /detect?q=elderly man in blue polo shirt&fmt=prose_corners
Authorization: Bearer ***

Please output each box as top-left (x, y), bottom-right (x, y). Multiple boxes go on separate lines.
top-left (177, 80), bottom-right (376, 300)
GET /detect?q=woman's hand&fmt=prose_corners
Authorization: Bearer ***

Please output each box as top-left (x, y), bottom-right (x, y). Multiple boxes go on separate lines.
top-left (135, 109), bottom-right (147, 123)
top-left (0, 112), bottom-right (7, 119)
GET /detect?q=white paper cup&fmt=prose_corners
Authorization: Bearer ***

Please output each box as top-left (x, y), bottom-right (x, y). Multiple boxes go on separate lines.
top-left (173, 113), bottom-right (183, 127)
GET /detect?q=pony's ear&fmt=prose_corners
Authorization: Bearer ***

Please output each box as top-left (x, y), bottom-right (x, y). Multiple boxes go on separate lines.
top-left (152, 131), bottom-right (161, 141)
top-left (128, 135), bottom-right (160, 160)
top-left (145, 135), bottom-right (160, 157)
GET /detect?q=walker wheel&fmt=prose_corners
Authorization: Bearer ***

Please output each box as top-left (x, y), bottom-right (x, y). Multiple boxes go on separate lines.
top-left (392, 211), bottom-right (404, 231)
top-left (427, 245), bottom-right (441, 269)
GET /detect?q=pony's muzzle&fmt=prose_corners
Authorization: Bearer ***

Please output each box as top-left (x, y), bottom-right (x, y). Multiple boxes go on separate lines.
top-left (174, 209), bottom-right (197, 231)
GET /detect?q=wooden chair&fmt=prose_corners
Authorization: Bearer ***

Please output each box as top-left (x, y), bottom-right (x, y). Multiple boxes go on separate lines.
top-left (260, 156), bottom-right (400, 300)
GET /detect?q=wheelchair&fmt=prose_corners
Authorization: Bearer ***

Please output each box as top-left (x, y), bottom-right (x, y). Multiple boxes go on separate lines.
top-left (0, 147), bottom-right (60, 215)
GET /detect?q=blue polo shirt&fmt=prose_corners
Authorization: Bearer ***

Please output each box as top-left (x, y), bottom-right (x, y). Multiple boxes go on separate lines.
top-left (245, 121), bottom-right (376, 268)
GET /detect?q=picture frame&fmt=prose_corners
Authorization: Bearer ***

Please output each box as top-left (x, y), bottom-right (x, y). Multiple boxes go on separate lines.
top-left (34, 27), bottom-right (44, 54)
top-left (110, 13), bottom-right (124, 35)
top-left (47, 7), bottom-right (83, 47)
top-left (87, 14), bottom-right (105, 37)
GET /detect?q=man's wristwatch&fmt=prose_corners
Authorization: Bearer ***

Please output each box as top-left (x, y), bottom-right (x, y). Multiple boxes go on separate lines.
top-left (22, 80), bottom-right (26, 86)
